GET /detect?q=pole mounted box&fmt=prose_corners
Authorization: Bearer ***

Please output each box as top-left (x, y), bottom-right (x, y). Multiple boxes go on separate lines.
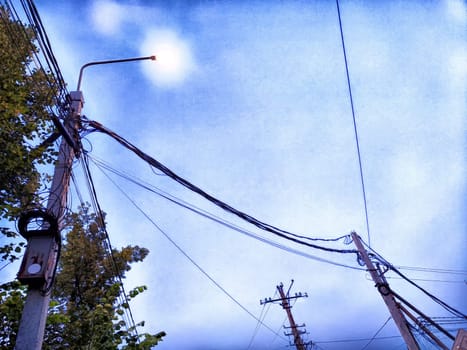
top-left (16, 209), bottom-right (59, 287)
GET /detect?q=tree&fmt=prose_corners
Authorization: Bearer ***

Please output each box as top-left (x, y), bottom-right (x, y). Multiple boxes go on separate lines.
top-left (0, 205), bottom-right (164, 349)
top-left (0, 5), bottom-right (57, 263)
top-left (0, 280), bottom-right (26, 347)
top-left (0, 7), bottom-right (164, 348)
top-left (43, 205), bottom-right (163, 349)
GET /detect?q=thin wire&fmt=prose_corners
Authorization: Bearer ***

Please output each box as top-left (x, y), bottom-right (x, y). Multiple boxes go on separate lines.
top-left (385, 276), bottom-right (466, 284)
top-left (315, 334), bottom-right (402, 344)
top-left (364, 243), bottom-right (467, 319)
top-left (80, 155), bottom-right (141, 342)
top-left (97, 164), bottom-right (288, 342)
top-left (246, 296), bottom-right (274, 350)
top-left (359, 316), bottom-right (392, 350)
top-left (90, 156), bottom-right (365, 271)
top-left (396, 265), bottom-right (467, 276)
top-left (70, 171), bottom-right (85, 206)
top-left (335, 0), bottom-right (371, 247)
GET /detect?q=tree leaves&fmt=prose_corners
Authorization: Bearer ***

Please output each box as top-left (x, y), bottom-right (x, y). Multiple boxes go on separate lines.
top-left (0, 5), bottom-right (57, 261)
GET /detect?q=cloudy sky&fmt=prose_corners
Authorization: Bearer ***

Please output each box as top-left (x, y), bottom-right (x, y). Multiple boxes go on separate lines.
top-left (3, 0), bottom-right (467, 349)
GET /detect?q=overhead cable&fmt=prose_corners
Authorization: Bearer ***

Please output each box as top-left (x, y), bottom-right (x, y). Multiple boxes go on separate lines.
top-left (84, 118), bottom-right (358, 256)
top-left (79, 155), bottom-right (141, 342)
top-left (364, 243), bottom-right (467, 319)
top-left (89, 155), bottom-right (364, 271)
top-left (335, 0), bottom-right (371, 247)
top-left (91, 158), bottom-right (288, 342)
top-left (359, 316), bottom-right (392, 350)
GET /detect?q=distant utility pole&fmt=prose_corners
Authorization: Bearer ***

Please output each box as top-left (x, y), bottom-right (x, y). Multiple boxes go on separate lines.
top-left (351, 232), bottom-right (421, 350)
top-left (15, 91), bottom-right (83, 350)
top-left (261, 281), bottom-right (310, 350)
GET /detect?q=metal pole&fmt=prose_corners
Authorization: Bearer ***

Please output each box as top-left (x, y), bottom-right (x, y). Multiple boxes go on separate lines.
top-left (351, 232), bottom-right (420, 350)
top-left (77, 55), bottom-right (156, 90)
top-left (15, 91), bottom-right (83, 350)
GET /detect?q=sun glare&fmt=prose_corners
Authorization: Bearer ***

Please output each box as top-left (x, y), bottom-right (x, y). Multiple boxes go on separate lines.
top-left (140, 29), bottom-right (195, 87)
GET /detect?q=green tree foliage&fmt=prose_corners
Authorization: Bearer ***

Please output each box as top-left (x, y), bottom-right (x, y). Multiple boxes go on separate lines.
top-left (0, 206), bottom-right (164, 349)
top-left (0, 281), bottom-right (26, 347)
top-left (45, 205), bottom-right (163, 349)
top-left (0, 5), bottom-right (57, 261)
top-left (0, 7), bottom-right (164, 348)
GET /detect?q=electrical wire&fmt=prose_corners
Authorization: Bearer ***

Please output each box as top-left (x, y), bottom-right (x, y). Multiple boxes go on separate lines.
top-left (315, 334), bottom-right (402, 345)
top-left (246, 292), bottom-right (275, 350)
top-left (4, 0), bottom-right (70, 121)
top-left (79, 155), bottom-right (141, 343)
top-left (83, 118), bottom-right (359, 256)
top-left (335, 0), bottom-right (371, 247)
top-left (89, 155), bottom-right (365, 271)
top-left (384, 276), bottom-right (466, 284)
top-left (359, 316), bottom-right (392, 350)
top-left (92, 158), bottom-right (288, 342)
top-left (364, 245), bottom-right (467, 319)
top-left (396, 265), bottom-right (467, 276)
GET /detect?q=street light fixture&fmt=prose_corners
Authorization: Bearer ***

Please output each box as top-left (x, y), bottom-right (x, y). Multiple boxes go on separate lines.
top-left (77, 55), bottom-right (156, 90)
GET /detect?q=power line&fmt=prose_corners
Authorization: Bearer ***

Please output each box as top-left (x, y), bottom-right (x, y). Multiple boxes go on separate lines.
top-left (79, 155), bottom-right (141, 343)
top-left (335, 0), bottom-right (371, 247)
top-left (315, 334), bottom-right (402, 344)
top-left (396, 265), bottom-right (467, 276)
top-left (385, 276), bottom-right (466, 284)
top-left (83, 118), bottom-right (359, 256)
top-left (93, 159), bottom-right (288, 342)
top-left (89, 155), bottom-right (365, 271)
top-left (359, 316), bottom-right (392, 350)
top-left (246, 292), bottom-right (275, 350)
top-left (365, 247), bottom-right (467, 319)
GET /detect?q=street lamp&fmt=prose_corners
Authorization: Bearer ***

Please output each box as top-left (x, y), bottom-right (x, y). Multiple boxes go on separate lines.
top-left (77, 55), bottom-right (156, 91)
top-left (15, 54), bottom-right (156, 350)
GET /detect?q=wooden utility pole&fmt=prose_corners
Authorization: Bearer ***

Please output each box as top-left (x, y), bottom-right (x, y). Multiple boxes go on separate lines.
top-left (15, 91), bottom-right (83, 350)
top-left (261, 281), bottom-right (309, 350)
top-left (351, 232), bottom-right (420, 350)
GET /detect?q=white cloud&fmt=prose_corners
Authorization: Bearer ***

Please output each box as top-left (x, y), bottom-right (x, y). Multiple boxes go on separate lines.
top-left (445, 0), bottom-right (467, 25)
top-left (139, 29), bottom-right (196, 88)
top-left (90, 0), bottom-right (124, 36)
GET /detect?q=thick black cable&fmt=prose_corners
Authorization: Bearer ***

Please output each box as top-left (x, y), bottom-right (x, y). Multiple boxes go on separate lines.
top-left (364, 244), bottom-right (467, 319)
top-left (84, 119), bottom-right (358, 256)
top-left (389, 265), bottom-right (467, 319)
top-left (335, 0), bottom-right (371, 247)
top-left (392, 291), bottom-right (456, 341)
top-left (89, 155), bottom-right (365, 271)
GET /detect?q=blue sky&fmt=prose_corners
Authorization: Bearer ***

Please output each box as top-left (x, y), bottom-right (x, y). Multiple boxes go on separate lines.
top-left (2, 0), bottom-right (466, 349)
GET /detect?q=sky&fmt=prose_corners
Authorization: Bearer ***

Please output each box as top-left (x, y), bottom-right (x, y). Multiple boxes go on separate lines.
top-left (2, 0), bottom-right (466, 349)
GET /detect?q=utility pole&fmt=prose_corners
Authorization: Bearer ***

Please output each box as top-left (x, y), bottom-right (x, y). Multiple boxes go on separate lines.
top-left (261, 281), bottom-right (310, 350)
top-left (15, 91), bottom-right (83, 350)
top-left (13, 55), bottom-right (155, 350)
top-left (351, 232), bottom-right (421, 350)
